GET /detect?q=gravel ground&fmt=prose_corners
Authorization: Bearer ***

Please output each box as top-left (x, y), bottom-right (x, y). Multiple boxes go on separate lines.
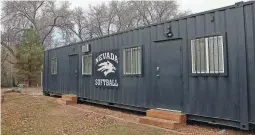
top-left (1, 87), bottom-right (254, 135)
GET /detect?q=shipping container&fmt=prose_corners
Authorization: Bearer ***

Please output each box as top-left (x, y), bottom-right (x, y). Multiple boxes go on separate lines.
top-left (43, 1), bottom-right (255, 130)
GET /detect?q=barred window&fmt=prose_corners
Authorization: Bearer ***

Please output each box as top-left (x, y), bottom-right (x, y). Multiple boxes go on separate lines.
top-left (123, 46), bottom-right (142, 75)
top-left (191, 36), bottom-right (224, 74)
top-left (51, 57), bottom-right (57, 75)
top-left (82, 54), bottom-right (92, 75)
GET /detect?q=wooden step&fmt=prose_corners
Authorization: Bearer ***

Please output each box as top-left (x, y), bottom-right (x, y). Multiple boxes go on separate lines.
top-left (139, 117), bottom-right (185, 130)
top-left (62, 95), bottom-right (78, 102)
top-left (57, 99), bottom-right (77, 105)
top-left (146, 109), bottom-right (186, 123)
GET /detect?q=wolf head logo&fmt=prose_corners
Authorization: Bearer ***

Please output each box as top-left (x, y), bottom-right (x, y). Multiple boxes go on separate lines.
top-left (97, 60), bottom-right (116, 76)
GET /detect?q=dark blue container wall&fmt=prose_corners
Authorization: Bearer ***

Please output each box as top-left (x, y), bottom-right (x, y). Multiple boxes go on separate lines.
top-left (44, 45), bottom-right (77, 94)
top-left (244, 4), bottom-right (255, 124)
top-left (43, 51), bottom-right (48, 91)
top-left (43, 1), bottom-right (255, 127)
top-left (182, 4), bottom-right (254, 126)
top-left (186, 8), bottom-right (244, 121)
top-left (78, 27), bottom-right (151, 108)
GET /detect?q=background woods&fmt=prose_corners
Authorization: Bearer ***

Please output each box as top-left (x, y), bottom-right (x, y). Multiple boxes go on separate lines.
top-left (1, 0), bottom-right (190, 87)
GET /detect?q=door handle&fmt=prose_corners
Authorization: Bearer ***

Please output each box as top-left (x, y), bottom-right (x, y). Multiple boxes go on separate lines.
top-left (74, 70), bottom-right (78, 76)
top-left (156, 66), bottom-right (160, 77)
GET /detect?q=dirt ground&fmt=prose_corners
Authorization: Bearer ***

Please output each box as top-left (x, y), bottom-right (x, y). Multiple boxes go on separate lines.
top-left (1, 87), bottom-right (254, 135)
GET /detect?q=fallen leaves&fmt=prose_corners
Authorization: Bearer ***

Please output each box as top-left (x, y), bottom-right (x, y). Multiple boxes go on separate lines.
top-left (1, 91), bottom-right (254, 135)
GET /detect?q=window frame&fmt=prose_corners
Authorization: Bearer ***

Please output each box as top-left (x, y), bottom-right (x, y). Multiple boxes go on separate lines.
top-left (190, 33), bottom-right (228, 77)
top-left (51, 57), bottom-right (57, 75)
top-left (123, 45), bottom-right (143, 76)
top-left (82, 53), bottom-right (92, 76)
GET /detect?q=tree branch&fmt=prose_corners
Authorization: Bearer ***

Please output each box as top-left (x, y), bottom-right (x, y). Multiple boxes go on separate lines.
top-left (33, 1), bottom-right (45, 23)
top-left (69, 28), bottom-right (83, 41)
top-left (1, 42), bottom-right (16, 58)
top-left (41, 16), bottom-right (63, 44)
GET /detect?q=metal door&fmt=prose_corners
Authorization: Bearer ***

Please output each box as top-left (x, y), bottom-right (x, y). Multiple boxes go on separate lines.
top-left (154, 39), bottom-right (183, 111)
top-left (68, 55), bottom-right (78, 95)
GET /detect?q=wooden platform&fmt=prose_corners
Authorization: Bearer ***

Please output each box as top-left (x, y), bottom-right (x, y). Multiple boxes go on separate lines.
top-left (139, 109), bottom-right (186, 129)
top-left (57, 95), bottom-right (78, 105)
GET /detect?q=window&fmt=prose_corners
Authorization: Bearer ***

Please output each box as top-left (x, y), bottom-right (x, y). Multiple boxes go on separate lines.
top-left (82, 54), bottom-right (92, 75)
top-left (123, 46), bottom-right (142, 75)
top-left (51, 57), bottom-right (57, 75)
top-left (191, 35), bottom-right (224, 74)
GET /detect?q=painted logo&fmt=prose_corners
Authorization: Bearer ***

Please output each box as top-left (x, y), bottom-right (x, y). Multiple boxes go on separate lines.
top-left (94, 50), bottom-right (119, 88)
top-left (97, 60), bottom-right (116, 76)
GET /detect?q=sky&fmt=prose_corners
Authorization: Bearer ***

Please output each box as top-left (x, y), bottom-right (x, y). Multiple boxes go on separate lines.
top-left (70, 0), bottom-right (249, 14)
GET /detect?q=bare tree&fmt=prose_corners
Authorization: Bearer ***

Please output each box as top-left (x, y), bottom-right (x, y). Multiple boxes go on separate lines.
top-left (87, 3), bottom-right (108, 37)
top-left (110, 1), bottom-right (139, 32)
top-left (77, 0), bottom-right (190, 39)
top-left (130, 1), bottom-right (185, 25)
top-left (1, 1), bottom-right (73, 50)
top-left (1, 0), bottom-right (190, 50)
top-left (105, 1), bottom-right (118, 35)
top-left (69, 2), bottom-right (121, 41)
top-left (0, 1), bottom-right (75, 86)
top-left (66, 7), bottom-right (93, 41)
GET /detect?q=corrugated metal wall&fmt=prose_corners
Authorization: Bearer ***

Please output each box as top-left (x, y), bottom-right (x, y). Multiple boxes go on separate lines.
top-left (78, 26), bottom-right (151, 108)
top-left (244, 3), bottom-right (255, 124)
top-left (183, 3), bottom-right (249, 127)
top-left (43, 1), bottom-right (255, 128)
